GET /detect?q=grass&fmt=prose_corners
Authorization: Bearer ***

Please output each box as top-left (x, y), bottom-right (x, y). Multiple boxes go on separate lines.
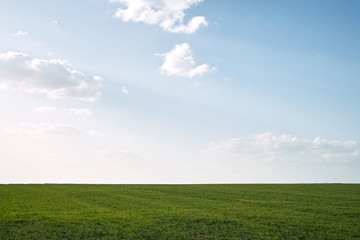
top-left (0, 184), bottom-right (359, 239)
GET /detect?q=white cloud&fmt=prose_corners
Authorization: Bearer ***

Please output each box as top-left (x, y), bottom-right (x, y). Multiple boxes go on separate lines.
top-left (5, 122), bottom-right (82, 138)
top-left (0, 51), bottom-right (104, 101)
top-left (34, 106), bottom-right (56, 113)
top-left (14, 31), bottom-right (27, 38)
top-left (52, 20), bottom-right (59, 24)
top-left (111, 0), bottom-right (207, 34)
top-left (64, 108), bottom-right (92, 116)
top-left (122, 86), bottom-right (128, 94)
top-left (156, 43), bottom-right (215, 78)
top-left (206, 132), bottom-right (360, 163)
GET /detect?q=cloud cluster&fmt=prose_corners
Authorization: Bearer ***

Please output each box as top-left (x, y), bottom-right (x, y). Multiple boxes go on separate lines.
top-left (110, 1), bottom-right (215, 78)
top-left (0, 51), bottom-right (104, 101)
top-left (206, 132), bottom-right (360, 163)
top-left (157, 43), bottom-right (215, 78)
top-left (5, 122), bottom-right (82, 138)
top-left (111, 0), bottom-right (207, 34)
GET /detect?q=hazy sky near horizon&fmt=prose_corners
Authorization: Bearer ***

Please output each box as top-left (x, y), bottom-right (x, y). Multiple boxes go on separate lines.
top-left (0, 0), bottom-right (359, 183)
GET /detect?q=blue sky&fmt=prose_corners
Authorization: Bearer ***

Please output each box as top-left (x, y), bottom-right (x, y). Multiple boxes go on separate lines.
top-left (0, 0), bottom-right (359, 183)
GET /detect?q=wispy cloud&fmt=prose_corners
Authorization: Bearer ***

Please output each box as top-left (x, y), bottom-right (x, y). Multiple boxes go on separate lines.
top-left (111, 0), bottom-right (207, 34)
top-left (156, 43), bottom-right (215, 78)
top-left (14, 31), bottom-right (27, 38)
top-left (0, 51), bottom-right (104, 101)
top-left (64, 108), bottom-right (92, 116)
top-left (205, 132), bottom-right (360, 163)
top-left (34, 106), bottom-right (57, 113)
top-left (34, 106), bottom-right (93, 116)
top-left (5, 122), bottom-right (82, 138)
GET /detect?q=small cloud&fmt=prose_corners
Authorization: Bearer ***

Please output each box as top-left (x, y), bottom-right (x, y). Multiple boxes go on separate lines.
top-left (122, 86), bottom-right (128, 94)
top-left (14, 31), bottom-right (27, 38)
top-left (52, 20), bottom-right (59, 24)
top-left (64, 108), bottom-right (92, 116)
top-left (34, 106), bottom-right (56, 113)
top-left (222, 77), bottom-right (232, 81)
top-left (5, 122), bottom-right (82, 138)
top-left (111, 0), bottom-right (207, 34)
top-left (156, 43), bottom-right (215, 78)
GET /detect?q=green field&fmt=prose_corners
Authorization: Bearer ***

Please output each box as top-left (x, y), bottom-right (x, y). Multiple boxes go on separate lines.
top-left (0, 184), bottom-right (359, 239)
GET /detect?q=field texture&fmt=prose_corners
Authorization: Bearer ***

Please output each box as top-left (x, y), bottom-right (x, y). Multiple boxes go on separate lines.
top-left (0, 184), bottom-right (359, 239)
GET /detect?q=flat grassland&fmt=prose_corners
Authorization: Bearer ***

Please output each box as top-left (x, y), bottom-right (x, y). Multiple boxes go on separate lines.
top-left (0, 184), bottom-right (359, 239)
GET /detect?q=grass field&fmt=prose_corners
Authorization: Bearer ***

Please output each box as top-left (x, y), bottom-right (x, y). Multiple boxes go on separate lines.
top-left (0, 184), bottom-right (359, 239)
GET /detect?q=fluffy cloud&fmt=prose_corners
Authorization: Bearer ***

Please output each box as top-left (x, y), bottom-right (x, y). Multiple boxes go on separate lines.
top-left (64, 108), bottom-right (92, 116)
top-left (0, 51), bottom-right (104, 101)
top-left (156, 43), bottom-right (215, 78)
top-left (206, 132), bottom-right (360, 163)
top-left (5, 122), bottom-right (82, 138)
top-left (111, 0), bottom-right (207, 33)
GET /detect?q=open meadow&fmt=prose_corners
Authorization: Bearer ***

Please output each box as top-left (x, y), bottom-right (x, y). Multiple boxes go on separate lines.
top-left (0, 184), bottom-right (359, 239)
top-left (1, 1), bottom-right (360, 239)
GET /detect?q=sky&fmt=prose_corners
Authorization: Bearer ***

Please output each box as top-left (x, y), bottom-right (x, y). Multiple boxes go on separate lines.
top-left (0, 0), bottom-right (359, 183)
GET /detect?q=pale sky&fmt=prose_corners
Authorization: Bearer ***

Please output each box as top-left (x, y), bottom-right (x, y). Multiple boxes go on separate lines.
top-left (0, 0), bottom-right (359, 183)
